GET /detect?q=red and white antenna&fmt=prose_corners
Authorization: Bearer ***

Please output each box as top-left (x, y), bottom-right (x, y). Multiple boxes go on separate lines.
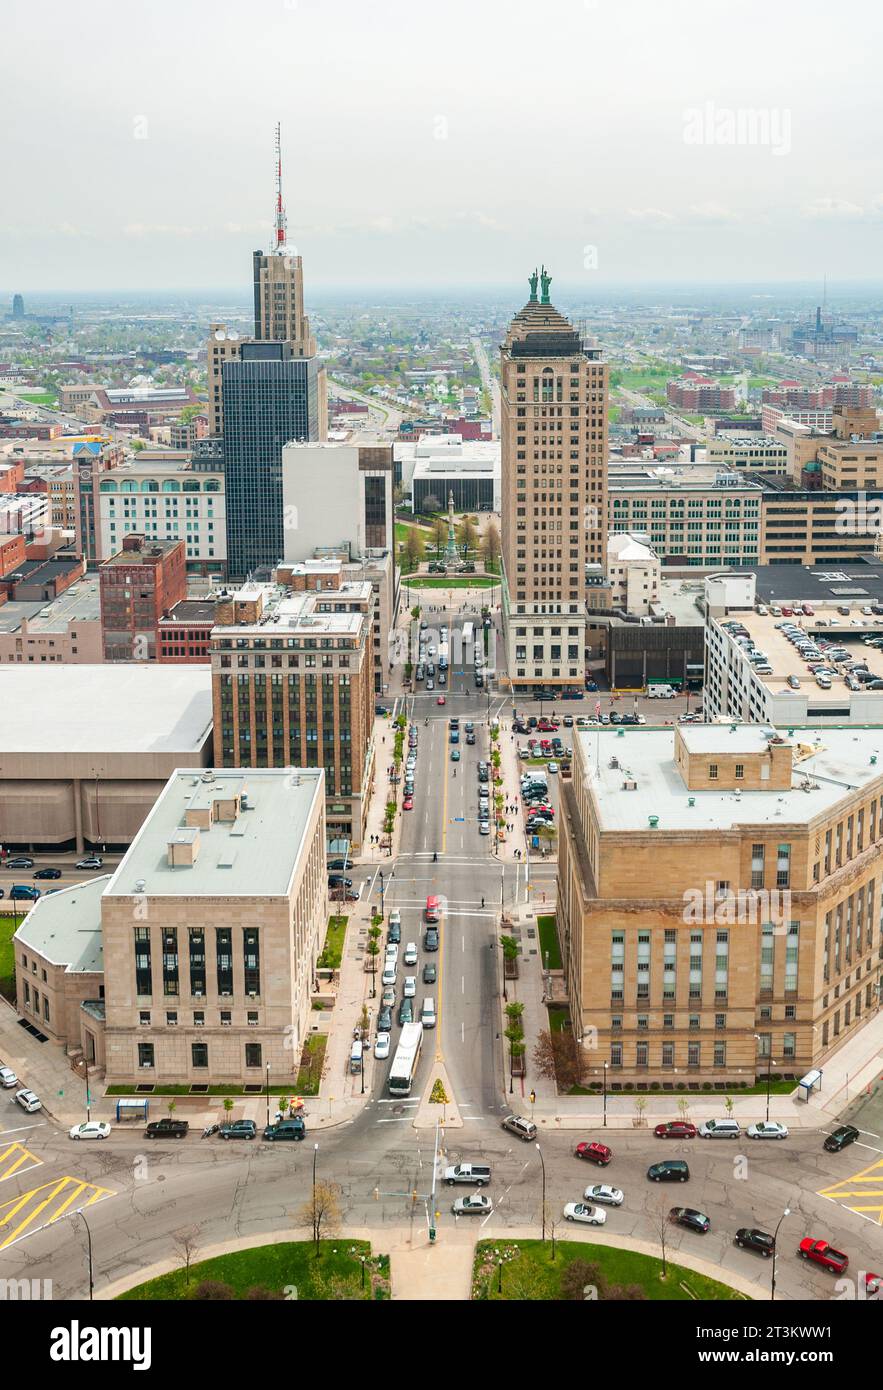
top-left (274, 121), bottom-right (287, 254)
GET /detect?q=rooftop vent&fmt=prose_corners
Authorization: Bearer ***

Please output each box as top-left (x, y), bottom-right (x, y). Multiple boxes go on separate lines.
top-left (623, 780), bottom-right (638, 791)
top-left (609, 757), bottom-right (620, 769)
top-left (734, 788), bottom-right (742, 799)
top-left (648, 814), bottom-right (659, 828)
top-left (688, 796), bottom-right (695, 807)
top-left (872, 756), bottom-right (878, 766)
top-left (134, 879), bottom-right (146, 893)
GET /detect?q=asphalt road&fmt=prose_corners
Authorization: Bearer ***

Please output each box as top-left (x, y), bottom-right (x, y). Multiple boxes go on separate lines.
top-left (0, 599), bottom-right (880, 1299)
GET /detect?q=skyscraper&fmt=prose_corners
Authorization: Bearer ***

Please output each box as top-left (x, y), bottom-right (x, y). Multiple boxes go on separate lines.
top-left (223, 341), bottom-right (325, 578)
top-left (251, 124), bottom-right (318, 356)
top-left (500, 268), bottom-right (608, 694)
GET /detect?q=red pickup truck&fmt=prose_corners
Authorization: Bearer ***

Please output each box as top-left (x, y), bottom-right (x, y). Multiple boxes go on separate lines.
top-left (798, 1238), bottom-right (849, 1273)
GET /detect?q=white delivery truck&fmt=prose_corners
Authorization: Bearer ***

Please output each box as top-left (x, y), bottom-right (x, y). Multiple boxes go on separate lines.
top-left (647, 683), bottom-right (676, 699)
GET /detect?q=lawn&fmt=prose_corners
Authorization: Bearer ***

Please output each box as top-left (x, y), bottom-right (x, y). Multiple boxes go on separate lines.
top-left (318, 915), bottom-right (348, 970)
top-left (295, 1032), bottom-right (327, 1095)
top-left (0, 913), bottom-right (24, 1002)
top-left (407, 576), bottom-right (498, 590)
top-left (536, 914), bottom-right (562, 970)
top-left (18, 391), bottom-right (57, 407)
top-left (473, 1239), bottom-right (744, 1301)
top-left (118, 1239), bottom-right (389, 1301)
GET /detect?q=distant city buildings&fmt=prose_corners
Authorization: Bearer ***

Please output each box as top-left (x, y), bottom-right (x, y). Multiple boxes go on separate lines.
top-left (396, 433), bottom-right (500, 513)
top-left (98, 452), bottom-right (225, 577)
top-left (667, 375), bottom-right (736, 412)
top-left (99, 534), bottom-right (187, 661)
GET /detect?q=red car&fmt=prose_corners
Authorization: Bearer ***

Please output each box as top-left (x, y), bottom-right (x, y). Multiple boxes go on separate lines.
top-left (574, 1141), bottom-right (612, 1166)
top-left (798, 1238), bottom-right (849, 1274)
top-left (437, 695), bottom-right (446, 705)
top-left (654, 1121), bottom-right (697, 1140)
top-left (403, 796), bottom-right (414, 810)
top-left (865, 1272), bottom-right (882, 1298)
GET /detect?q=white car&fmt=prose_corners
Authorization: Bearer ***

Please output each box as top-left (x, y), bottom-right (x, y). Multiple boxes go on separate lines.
top-left (584, 1183), bottom-right (624, 1206)
top-left (452, 1194), bottom-right (492, 1216)
top-left (0, 1066), bottom-right (19, 1089)
top-left (385, 943), bottom-right (399, 963)
top-left (747, 1121), bottom-right (789, 1140)
top-left (403, 975), bottom-right (417, 998)
top-left (381, 966), bottom-right (397, 987)
top-left (479, 821), bottom-right (490, 835)
top-left (15, 1088), bottom-right (42, 1113)
top-left (69, 1121), bottom-right (111, 1141)
top-left (564, 1202), bottom-right (606, 1226)
top-left (403, 942), bottom-right (418, 966)
top-left (374, 1032), bottom-right (391, 1060)
top-left (388, 910), bottom-right (401, 931)
top-left (547, 762), bottom-right (560, 774)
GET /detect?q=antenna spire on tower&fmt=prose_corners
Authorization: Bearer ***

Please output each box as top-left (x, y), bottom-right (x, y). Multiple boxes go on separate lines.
top-left (274, 121), bottom-right (287, 254)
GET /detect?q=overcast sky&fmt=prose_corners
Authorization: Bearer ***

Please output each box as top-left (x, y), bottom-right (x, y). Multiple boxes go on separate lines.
top-left (3, 0), bottom-right (882, 293)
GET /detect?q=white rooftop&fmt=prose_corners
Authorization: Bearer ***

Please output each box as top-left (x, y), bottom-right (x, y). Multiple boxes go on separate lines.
top-left (106, 767), bottom-right (324, 898)
top-left (13, 876), bottom-right (107, 973)
top-left (0, 666), bottom-right (213, 755)
top-left (579, 725), bottom-right (883, 832)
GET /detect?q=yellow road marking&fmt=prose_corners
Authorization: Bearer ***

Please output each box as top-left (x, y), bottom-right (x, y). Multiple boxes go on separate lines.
top-left (0, 1141), bottom-right (42, 1183)
top-left (819, 1154), bottom-right (883, 1224)
top-left (0, 1175), bottom-right (115, 1250)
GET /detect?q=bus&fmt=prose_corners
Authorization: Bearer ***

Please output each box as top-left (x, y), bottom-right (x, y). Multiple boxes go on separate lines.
top-left (388, 1021), bottom-right (424, 1096)
top-left (461, 620), bottom-right (474, 650)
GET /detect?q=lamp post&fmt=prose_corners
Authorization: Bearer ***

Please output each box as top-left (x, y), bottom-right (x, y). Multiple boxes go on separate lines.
top-left (378, 870), bottom-right (384, 922)
top-left (84, 1056), bottom-right (91, 1123)
top-left (265, 1063), bottom-right (271, 1128)
top-left (74, 1208), bottom-right (94, 1301)
top-left (602, 1060), bottom-right (609, 1129)
top-left (360, 1254), bottom-right (367, 1290)
top-left (312, 1142), bottom-right (319, 1250)
top-left (361, 1040), bottom-right (366, 1096)
top-left (771, 1207), bottom-right (790, 1301)
top-left (497, 1257), bottom-right (503, 1293)
top-left (754, 1033), bottom-right (774, 1123)
top-left (535, 1142), bottom-right (546, 1241)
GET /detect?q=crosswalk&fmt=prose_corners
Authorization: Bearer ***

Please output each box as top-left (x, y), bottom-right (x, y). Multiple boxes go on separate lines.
top-left (819, 1150), bottom-right (883, 1225)
top-left (0, 1140), bottom-right (43, 1185)
top-left (0, 1173), bottom-right (115, 1251)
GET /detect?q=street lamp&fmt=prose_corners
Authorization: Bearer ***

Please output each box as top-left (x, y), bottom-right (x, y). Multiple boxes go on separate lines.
top-left (361, 1040), bottom-right (366, 1096)
top-left (754, 1034), bottom-right (774, 1123)
top-left (602, 1060), bottom-right (609, 1129)
top-left (771, 1207), bottom-right (790, 1301)
top-left (535, 1142), bottom-right (546, 1241)
top-left (360, 1254), bottom-right (367, 1290)
top-left (378, 869), bottom-right (385, 922)
top-left (312, 1142), bottom-right (319, 1249)
top-left (497, 1257), bottom-right (503, 1293)
top-left (265, 1063), bottom-right (271, 1128)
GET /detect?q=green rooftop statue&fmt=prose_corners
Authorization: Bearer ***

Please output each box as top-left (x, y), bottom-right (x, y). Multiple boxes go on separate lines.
top-left (528, 267), bottom-right (538, 302)
top-left (540, 265), bottom-right (552, 304)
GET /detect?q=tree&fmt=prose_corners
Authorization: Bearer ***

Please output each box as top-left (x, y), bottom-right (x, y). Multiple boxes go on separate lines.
top-left (430, 516), bottom-right (447, 552)
top-left (192, 1280), bottom-right (233, 1301)
top-left (173, 1226), bottom-right (200, 1286)
top-left (423, 493), bottom-right (442, 516)
top-left (634, 1095), bottom-right (648, 1126)
top-left (457, 515), bottom-right (479, 553)
top-left (167, 1098), bottom-right (177, 1118)
top-left (652, 1199), bottom-right (671, 1280)
top-left (533, 1028), bottom-right (587, 1091)
top-left (403, 528), bottom-right (424, 572)
top-left (480, 520), bottom-right (501, 570)
top-left (299, 1178), bottom-right (343, 1252)
top-left (560, 1258), bottom-right (604, 1301)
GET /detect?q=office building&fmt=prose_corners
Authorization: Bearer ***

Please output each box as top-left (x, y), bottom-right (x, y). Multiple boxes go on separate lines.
top-left (211, 564), bottom-right (375, 847)
top-left (667, 377), bottom-right (736, 412)
top-left (557, 723), bottom-right (883, 1086)
top-left (223, 341), bottom-right (326, 579)
top-left (609, 463), bottom-right (763, 569)
top-left (13, 765), bottom-right (328, 1085)
top-left (99, 534), bottom-right (187, 661)
top-left (501, 272), bottom-right (608, 692)
top-left (707, 433), bottom-right (789, 474)
top-left (0, 664), bottom-right (213, 851)
top-left (395, 433), bottom-right (501, 513)
top-left (98, 454), bottom-right (225, 577)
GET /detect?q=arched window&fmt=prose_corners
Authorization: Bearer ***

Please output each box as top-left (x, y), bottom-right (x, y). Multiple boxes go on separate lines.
top-left (182, 480), bottom-right (200, 493)
top-left (141, 479), bottom-right (158, 493)
top-left (99, 481), bottom-right (117, 493)
top-left (120, 480), bottom-right (137, 493)
top-left (204, 479), bottom-right (220, 493)
top-left (162, 480), bottom-right (180, 493)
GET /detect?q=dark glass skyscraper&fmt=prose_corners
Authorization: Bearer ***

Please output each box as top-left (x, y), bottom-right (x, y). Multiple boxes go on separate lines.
top-left (223, 342), bottom-right (323, 578)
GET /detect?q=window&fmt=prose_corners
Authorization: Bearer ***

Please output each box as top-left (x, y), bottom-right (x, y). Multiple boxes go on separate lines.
top-left (139, 1011), bottom-right (150, 1026)
top-left (735, 763), bottom-right (744, 780)
top-left (192, 1042), bottom-right (208, 1069)
top-left (216, 928), bottom-right (233, 995)
top-left (662, 1041), bottom-right (674, 1067)
top-left (162, 929), bottom-right (179, 997)
top-left (220, 1010), bottom-right (232, 1026)
top-left (189, 929), bottom-right (206, 995)
top-left (166, 1011), bottom-right (177, 1027)
top-left (708, 763), bottom-right (718, 780)
top-left (138, 1043), bottom-right (155, 1069)
top-left (243, 929), bottom-right (260, 995)
top-left (193, 1011), bottom-right (205, 1027)
top-left (134, 927), bottom-right (152, 997)
top-left (776, 844), bottom-right (791, 888)
top-left (245, 1043), bottom-right (262, 1068)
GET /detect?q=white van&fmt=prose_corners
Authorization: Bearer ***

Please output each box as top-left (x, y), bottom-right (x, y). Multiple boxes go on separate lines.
top-left (421, 998), bottom-right (436, 1029)
top-left (647, 683), bottom-right (675, 699)
top-left (350, 1040), bottom-right (363, 1074)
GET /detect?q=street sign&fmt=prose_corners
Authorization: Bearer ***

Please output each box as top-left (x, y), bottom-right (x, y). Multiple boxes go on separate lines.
top-left (454, 817), bottom-right (465, 822)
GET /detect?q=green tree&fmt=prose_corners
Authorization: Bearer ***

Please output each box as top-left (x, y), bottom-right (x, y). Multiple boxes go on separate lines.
top-left (457, 515), bottom-right (479, 553)
top-left (403, 527), bottom-right (424, 572)
top-left (480, 520), bottom-right (501, 570)
top-left (430, 516), bottom-right (447, 552)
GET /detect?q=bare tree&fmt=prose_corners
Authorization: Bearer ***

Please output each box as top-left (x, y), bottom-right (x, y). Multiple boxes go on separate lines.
top-left (173, 1226), bottom-right (200, 1286)
top-left (299, 1178), bottom-right (343, 1252)
top-left (651, 1199), bottom-right (670, 1280)
top-left (481, 520), bottom-right (501, 569)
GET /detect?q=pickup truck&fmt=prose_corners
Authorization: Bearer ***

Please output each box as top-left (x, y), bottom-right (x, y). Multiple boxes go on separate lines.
top-left (798, 1238), bottom-right (849, 1273)
top-left (144, 1118), bottom-right (190, 1139)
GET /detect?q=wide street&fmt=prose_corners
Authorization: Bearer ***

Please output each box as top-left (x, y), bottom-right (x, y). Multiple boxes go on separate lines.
top-left (0, 597), bottom-right (881, 1300)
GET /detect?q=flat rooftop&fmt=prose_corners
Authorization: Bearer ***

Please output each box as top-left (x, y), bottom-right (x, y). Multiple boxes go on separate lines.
top-left (715, 610), bottom-right (883, 703)
top-left (13, 875), bottom-right (107, 973)
top-left (724, 561), bottom-right (883, 605)
top-left (579, 725), bottom-right (883, 832)
top-left (0, 666), bottom-right (213, 754)
top-left (213, 582), bottom-right (370, 638)
top-left (106, 767), bottom-right (324, 898)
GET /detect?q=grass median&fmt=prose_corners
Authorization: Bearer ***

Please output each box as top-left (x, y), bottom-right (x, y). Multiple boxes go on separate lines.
top-left (118, 1239), bottom-right (389, 1301)
top-left (473, 1238), bottom-right (745, 1301)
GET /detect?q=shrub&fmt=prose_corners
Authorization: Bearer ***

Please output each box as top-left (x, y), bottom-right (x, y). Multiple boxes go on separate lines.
top-left (191, 1280), bottom-right (234, 1301)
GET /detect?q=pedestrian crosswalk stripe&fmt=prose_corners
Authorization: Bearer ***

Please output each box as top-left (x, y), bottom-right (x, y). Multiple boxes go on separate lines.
top-left (0, 1141), bottom-right (42, 1184)
top-left (0, 1175), bottom-right (115, 1250)
top-left (818, 1154), bottom-right (883, 1225)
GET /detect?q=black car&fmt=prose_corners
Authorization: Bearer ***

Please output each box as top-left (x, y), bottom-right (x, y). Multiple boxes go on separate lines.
top-left (513, 722), bottom-right (529, 734)
top-left (387, 923), bottom-right (401, 944)
top-left (6, 856), bottom-right (34, 869)
top-left (647, 1160), bottom-right (689, 1183)
top-left (423, 962), bottom-right (437, 984)
top-left (424, 928), bottom-right (439, 952)
top-left (144, 1118), bottom-right (190, 1139)
top-left (466, 733), bottom-right (476, 745)
top-left (824, 1124), bottom-right (860, 1153)
top-left (377, 1006), bottom-right (393, 1031)
top-left (328, 875), bottom-right (353, 888)
top-left (669, 1206), bottom-right (710, 1234)
top-left (34, 868), bottom-right (62, 880)
top-left (327, 859), bottom-right (349, 871)
top-left (219, 1120), bottom-right (257, 1141)
top-left (735, 1228), bottom-right (775, 1258)
top-left (398, 998), bottom-right (414, 1025)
